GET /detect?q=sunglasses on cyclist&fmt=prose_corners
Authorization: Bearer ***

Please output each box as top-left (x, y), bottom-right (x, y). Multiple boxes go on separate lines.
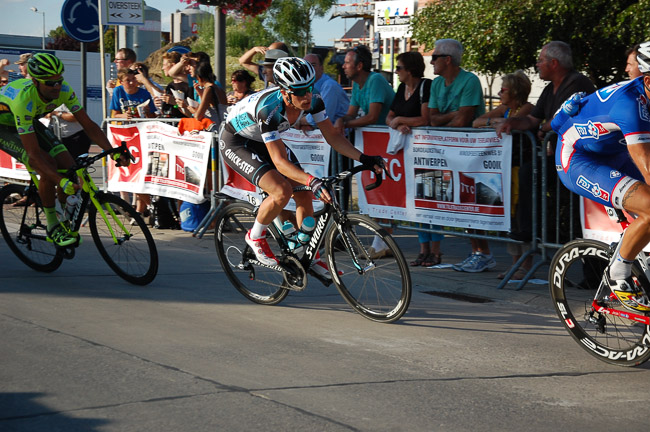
top-left (289, 85), bottom-right (313, 97)
top-left (37, 77), bottom-right (64, 87)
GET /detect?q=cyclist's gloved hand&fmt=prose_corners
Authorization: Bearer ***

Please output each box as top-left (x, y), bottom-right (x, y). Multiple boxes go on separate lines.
top-left (360, 154), bottom-right (385, 170)
top-left (308, 175), bottom-right (330, 203)
top-left (112, 151), bottom-right (131, 167)
top-left (59, 177), bottom-right (78, 195)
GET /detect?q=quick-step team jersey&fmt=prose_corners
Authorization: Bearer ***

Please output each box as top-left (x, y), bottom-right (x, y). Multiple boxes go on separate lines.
top-left (0, 78), bottom-right (82, 135)
top-left (223, 87), bottom-right (328, 143)
top-left (552, 77), bottom-right (650, 170)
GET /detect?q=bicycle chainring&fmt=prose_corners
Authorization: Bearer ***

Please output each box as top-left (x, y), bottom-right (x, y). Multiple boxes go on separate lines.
top-left (280, 255), bottom-right (307, 291)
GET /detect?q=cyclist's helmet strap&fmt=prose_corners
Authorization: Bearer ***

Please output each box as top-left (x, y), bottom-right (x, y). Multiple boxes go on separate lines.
top-left (273, 57), bottom-right (315, 91)
top-left (637, 41), bottom-right (650, 74)
top-left (28, 53), bottom-right (64, 79)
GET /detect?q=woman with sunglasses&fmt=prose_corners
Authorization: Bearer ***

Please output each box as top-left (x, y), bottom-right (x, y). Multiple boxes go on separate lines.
top-left (0, 53), bottom-right (130, 247)
top-left (219, 57), bottom-right (384, 276)
top-left (473, 70), bottom-right (535, 280)
top-left (227, 69), bottom-right (256, 105)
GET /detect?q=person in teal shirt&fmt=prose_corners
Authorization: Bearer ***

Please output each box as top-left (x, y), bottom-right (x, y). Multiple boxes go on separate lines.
top-left (428, 39), bottom-right (485, 126)
top-left (428, 39), bottom-right (494, 273)
top-left (335, 45), bottom-right (395, 132)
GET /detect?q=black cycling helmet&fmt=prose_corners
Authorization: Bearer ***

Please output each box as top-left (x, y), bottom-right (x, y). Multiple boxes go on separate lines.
top-left (28, 52), bottom-right (64, 79)
top-left (273, 57), bottom-right (315, 91)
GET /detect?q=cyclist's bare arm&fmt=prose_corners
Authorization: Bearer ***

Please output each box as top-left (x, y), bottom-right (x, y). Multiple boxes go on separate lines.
top-left (628, 142), bottom-right (650, 184)
top-left (73, 108), bottom-right (130, 166)
top-left (318, 118), bottom-right (383, 175)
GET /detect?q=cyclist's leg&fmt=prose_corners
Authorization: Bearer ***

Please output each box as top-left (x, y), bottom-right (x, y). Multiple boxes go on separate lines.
top-left (558, 150), bottom-right (650, 311)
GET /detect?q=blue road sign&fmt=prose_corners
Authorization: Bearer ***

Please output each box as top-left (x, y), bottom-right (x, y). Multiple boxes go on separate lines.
top-left (61, 0), bottom-right (104, 43)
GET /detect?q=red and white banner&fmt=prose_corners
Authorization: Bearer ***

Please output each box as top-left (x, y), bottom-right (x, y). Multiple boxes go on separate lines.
top-left (355, 126), bottom-right (513, 231)
top-left (0, 151), bottom-right (30, 181)
top-left (107, 122), bottom-right (211, 204)
top-left (220, 129), bottom-right (331, 211)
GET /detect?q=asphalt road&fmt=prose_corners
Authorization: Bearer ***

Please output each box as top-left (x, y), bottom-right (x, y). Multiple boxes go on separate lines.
top-left (1, 228), bottom-right (649, 431)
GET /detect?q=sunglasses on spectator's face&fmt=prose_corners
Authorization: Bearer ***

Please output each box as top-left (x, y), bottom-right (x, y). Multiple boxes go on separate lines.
top-left (395, 65), bottom-right (404, 71)
top-left (430, 54), bottom-right (450, 61)
top-left (289, 85), bottom-right (313, 96)
top-left (113, 58), bottom-right (127, 62)
top-left (37, 77), bottom-right (64, 87)
top-left (0, 79), bottom-right (8, 84)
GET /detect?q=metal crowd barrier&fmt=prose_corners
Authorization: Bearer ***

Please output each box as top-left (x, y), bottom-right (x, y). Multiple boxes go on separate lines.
top-left (91, 119), bottom-right (583, 290)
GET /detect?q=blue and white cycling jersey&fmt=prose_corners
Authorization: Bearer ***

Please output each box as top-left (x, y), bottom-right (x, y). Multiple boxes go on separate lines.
top-left (551, 77), bottom-right (650, 208)
top-left (224, 87), bottom-right (328, 144)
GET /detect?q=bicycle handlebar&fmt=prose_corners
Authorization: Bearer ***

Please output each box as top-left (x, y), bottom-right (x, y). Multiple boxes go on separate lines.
top-left (70, 141), bottom-right (134, 172)
top-left (326, 163), bottom-right (391, 191)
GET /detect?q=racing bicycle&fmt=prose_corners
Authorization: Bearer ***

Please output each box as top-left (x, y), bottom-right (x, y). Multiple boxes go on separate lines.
top-left (549, 207), bottom-right (650, 366)
top-left (214, 164), bottom-right (412, 323)
top-left (0, 142), bottom-right (158, 285)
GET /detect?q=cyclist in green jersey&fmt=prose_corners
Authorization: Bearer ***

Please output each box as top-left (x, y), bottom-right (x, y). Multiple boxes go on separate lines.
top-left (0, 53), bottom-right (130, 246)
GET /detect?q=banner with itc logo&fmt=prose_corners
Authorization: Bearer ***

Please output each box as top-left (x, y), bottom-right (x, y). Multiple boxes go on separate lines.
top-left (355, 127), bottom-right (513, 231)
top-left (107, 122), bottom-right (211, 204)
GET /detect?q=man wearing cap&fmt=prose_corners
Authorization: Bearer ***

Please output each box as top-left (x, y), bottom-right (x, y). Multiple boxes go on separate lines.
top-left (15, 53), bottom-right (32, 78)
top-left (239, 42), bottom-right (290, 88)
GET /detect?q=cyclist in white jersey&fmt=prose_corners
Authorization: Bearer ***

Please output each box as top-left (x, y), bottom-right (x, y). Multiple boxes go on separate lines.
top-left (219, 57), bottom-right (384, 267)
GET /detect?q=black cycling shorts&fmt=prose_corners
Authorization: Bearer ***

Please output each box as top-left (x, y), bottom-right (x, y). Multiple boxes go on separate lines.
top-left (218, 126), bottom-right (301, 187)
top-left (0, 113), bottom-right (68, 165)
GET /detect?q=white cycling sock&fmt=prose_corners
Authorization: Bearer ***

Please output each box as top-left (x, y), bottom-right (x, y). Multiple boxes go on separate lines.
top-left (609, 252), bottom-right (633, 280)
top-left (250, 220), bottom-right (268, 240)
top-left (371, 235), bottom-right (387, 251)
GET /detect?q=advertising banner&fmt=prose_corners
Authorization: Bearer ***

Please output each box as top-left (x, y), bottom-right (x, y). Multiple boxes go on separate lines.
top-left (106, 121), bottom-right (211, 204)
top-left (355, 127), bottom-right (513, 231)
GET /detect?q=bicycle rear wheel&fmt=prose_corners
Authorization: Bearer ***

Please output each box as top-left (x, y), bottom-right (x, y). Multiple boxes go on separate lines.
top-left (549, 239), bottom-right (650, 367)
top-left (0, 184), bottom-right (63, 272)
top-left (214, 202), bottom-right (289, 305)
top-left (324, 214), bottom-right (411, 323)
top-left (88, 193), bottom-right (158, 285)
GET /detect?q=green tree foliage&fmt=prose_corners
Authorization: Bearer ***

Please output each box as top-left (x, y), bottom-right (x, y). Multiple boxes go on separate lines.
top-left (46, 26), bottom-right (115, 54)
top-left (411, 0), bottom-right (650, 87)
top-left (266, 0), bottom-right (336, 55)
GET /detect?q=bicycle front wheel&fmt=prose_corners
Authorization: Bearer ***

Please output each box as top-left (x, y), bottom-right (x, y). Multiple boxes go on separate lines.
top-left (324, 214), bottom-right (411, 323)
top-left (214, 202), bottom-right (289, 305)
top-left (549, 239), bottom-right (650, 367)
top-left (0, 184), bottom-right (63, 272)
top-left (88, 193), bottom-right (158, 285)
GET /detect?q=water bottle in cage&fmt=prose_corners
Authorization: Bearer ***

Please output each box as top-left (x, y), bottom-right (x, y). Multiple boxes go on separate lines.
top-left (65, 193), bottom-right (80, 220)
top-left (279, 220), bottom-right (303, 253)
top-left (296, 216), bottom-right (315, 244)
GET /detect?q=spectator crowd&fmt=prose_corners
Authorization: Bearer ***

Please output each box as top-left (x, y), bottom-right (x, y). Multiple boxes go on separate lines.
top-left (1, 37), bottom-right (639, 280)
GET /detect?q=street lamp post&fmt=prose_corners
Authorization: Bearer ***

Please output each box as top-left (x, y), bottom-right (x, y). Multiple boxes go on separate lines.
top-left (30, 7), bottom-right (45, 49)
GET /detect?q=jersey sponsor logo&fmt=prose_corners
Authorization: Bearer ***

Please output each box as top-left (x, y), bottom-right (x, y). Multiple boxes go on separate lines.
top-left (596, 82), bottom-right (622, 102)
top-left (610, 170), bottom-right (621, 178)
top-left (224, 148), bottom-right (255, 175)
top-left (230, 113), bottom-right (255, 132)
top-left (577, 175), bottom-right (610, 201)
top-left (574, 120), bottom-right (608, 139)
top-left (70, 104), bottom-right (80, 111)
top-left (263, 131), bottom-right (279, 143)
top-left (27, 125), bottom-right (34, 132)
top-left (26, 101), bottom-right (33, 112)
top-left (2, 86), bottom-right (19, 99)
top-left (638, 95), bottom-right (650, 122)
top-left (17, 127), bottom-right (25, 134)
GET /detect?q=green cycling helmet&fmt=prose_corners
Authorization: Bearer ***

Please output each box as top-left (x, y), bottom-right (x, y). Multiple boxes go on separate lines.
top-left (27, 52), bottom-right (64, 79)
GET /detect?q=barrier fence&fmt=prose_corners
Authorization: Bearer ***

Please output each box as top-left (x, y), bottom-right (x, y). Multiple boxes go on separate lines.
top-left (3, 118), bottom-right (589, 289)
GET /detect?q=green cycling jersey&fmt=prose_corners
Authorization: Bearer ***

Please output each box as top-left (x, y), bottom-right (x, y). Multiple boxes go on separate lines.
top-left (0, 78), bottom-right (82, 135)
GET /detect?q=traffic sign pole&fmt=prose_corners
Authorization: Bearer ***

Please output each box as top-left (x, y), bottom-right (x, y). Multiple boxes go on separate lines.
top-left (98, 0), bottom-right (107, 121)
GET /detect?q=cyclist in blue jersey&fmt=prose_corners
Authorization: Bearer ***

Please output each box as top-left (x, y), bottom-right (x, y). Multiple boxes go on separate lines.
top-left (550, 42), bottom-right (650, 312)
top-left (219, 57), bottom-right (384, 269)
top-left (0, 53), bottom-right (130, 247)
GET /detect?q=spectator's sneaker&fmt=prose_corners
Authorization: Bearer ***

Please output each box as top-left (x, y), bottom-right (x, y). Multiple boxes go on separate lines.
top-left (46, 224), bottom-right (77, 247)
top-left (460, 252), bottom-right (497, 273)
top-left (245, 230), bottom-right (279, 266)
top-left (452, 253), bottom-right (474, 272)
top-left (604, 268), bottom-right (650, 313)
top-left (310, 259), bottom-right (344, 279)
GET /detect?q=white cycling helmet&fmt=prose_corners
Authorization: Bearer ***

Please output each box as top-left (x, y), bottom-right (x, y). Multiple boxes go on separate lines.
top-left (273, 57), bottom-right (315, 91)
top-left (637, 41), bottom-right (650, 73)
